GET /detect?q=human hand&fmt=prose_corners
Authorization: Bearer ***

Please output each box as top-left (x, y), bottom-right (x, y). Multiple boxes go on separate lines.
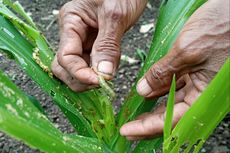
top-left (120, 0), bottom-right (230, 140)
top-left (51, 0), bottom-right (147, 91)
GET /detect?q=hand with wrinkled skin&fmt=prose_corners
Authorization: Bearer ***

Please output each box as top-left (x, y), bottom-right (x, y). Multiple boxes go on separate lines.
top-left (52, 0), bottom-right (230, 141)
top-left (120, 0), bottom-right (230, 140)
top-left (51, 0), bottom-right (148, 92)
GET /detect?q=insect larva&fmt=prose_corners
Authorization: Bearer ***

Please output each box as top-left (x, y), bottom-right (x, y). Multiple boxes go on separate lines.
top-left (98, 75), bottom-right (115, 100)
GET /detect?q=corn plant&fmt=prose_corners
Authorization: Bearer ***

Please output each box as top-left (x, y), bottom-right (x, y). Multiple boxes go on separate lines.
top-left (0, 0), bottom-right (229, 153)
top-left (162, 59), bottom-right (230, 153)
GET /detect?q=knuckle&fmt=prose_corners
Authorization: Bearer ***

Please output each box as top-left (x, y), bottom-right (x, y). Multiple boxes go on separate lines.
top-left (57, 43), bottom-right (79, 65)
top-left (57, 51), bottom-right (67, 66)
top-left (104, 3), bottom-right (126, 21)
top-left (69, 85), bottom-right (81, 92)
top-left (60, 12), bottom-right (82, 28)
top-left (175, 38), bottom-right (207, 65)
top-left (175, 31), bottom-right (194, 54)
top-left (174, 32), bottom-right (207, 66)
top-left (51, 64), bottom-right (58, 75)
top-left (62, 22), bottom-right (77, 32)
top-left (110, 10), bottom-right (124, 21)
top-left (59, 3), bottom-right (72, 25)
top-left (146, 63), bottom-right (173, 89)
top-left (59, 2), bottom-right (71, 17)
top-left (69, 15), bottom-right (82, 24)
top-left (59, 2), bottom-right (83, 23)
top-left (51, 58), bottom-right (59, 73)
top-left (69, 82), bottom-right (87, 92)
top-left (62, 16), bottom-right (86, 35)
top-left (94, 38), bottom-right (121, 59)
top-left (149, 65), bottom-right (165, 81)
top-left (59, 5), bottom-right (65, 15)
top-left (51, 64), bottom-right (63, 80)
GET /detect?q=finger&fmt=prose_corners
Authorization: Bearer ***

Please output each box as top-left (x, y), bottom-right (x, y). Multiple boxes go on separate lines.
top-left (57, 14), bottom-right (98, 85)
top-left (52, 56), bottom-right (92, 92)
top-left (137, 88), bottom-right (186, 119)
top-left (183, 73), bottom-right (204, 106)
top-left (136, 5), bottom-right (219, 98)
top-left (120, 112), bottom-right (165, 137)
top-left (82, 53), bottom-right (90, 65)
top-left (126, 135), bottom-right (157, 141)
top-left (176, 76), bottom-right (186, 90)
top-left (126, 136), bottom-right (145, 141)
top-left (136, 112), bottom-right (152, 120)
top-left (91, 1), bottom-right (126, 79)
top-left (123, 85), bottom-right (187, 140)
top-left (175, 88), bottom-right (186, 103)
top-left (120, 102), bottom-right (190, 138)
top-left (136, 76), bottom-right (186, 119)
top-left (136, 0), bottom-right (227, 98)
top-left (136, 47), bottom-right (188, 98)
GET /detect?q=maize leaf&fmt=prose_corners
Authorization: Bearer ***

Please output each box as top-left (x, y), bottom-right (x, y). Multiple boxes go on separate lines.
top-left (0, 14), bottom-right (94, 137)
top-left (163, 75), bottom-right (176, 141)
top-left (163, 58), bottom-right (230, 153)
top-left (114, 0), bottom-right (207, 152)
top-left (0, 1), bottom-right (115, 145)
top-left (0, 70), bottom-right (103, 153)
top-left (132, 138), bottom-right (163, 153)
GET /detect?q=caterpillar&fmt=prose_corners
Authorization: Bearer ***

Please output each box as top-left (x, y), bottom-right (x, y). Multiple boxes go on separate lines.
top-left (98, 75), bottom-right (116, 101)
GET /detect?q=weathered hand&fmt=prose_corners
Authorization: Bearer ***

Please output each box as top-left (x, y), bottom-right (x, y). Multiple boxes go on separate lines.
top-left (51, 0), bottom-right (147, 91)
top-left (120, 0), bottom-right (230, 140)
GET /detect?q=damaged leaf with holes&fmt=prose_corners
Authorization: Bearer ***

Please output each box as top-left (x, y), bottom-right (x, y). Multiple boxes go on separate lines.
top-left (163, 59), bottom-right (230, 153)
top-left (0, 70), bottom-right (104, 153)
top-left (0, 0), bottom-right (229, 152)
top-left (0, 0), bottom-right (116, 146)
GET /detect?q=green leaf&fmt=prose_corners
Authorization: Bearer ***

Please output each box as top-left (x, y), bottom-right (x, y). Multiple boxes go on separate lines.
top-left (27, 95), bottom-right (46, 115)
top-left (3, 0), bottom-right (37, 29)
top-left (98, 75), bottom-right (116, 101)
top-left (132, 138), bottom-right (163, 153)
top-left (0, 70), bottom-right (103, 153)
top-left (163, 74), bottom-right (176, 141)
top-left (135, 48), bottom-right (147, 66)
top-left (0, 1), bottom-right (116, 144)
top-left (0, 13), bottom-right (95, 137)
top-left (164, 58), bottom-right (230, 153)
top-left (132, 76), bottom-right (175, 153)
top-left (114, 0), bottom-right (207, 152)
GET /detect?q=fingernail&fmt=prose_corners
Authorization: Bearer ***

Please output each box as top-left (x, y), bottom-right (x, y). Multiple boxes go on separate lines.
top-left (98, 61), bottom-right (113, 75)
top-left (137, 78), bottom-right (152, 96)
top-left (120, 126), bottom-right (128, 136)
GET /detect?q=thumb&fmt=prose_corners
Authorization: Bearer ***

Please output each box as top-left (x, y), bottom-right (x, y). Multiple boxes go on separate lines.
top-left (91, 2), bottom-right (126, 79)
top-left (136, 46), bottom-right (191, 98)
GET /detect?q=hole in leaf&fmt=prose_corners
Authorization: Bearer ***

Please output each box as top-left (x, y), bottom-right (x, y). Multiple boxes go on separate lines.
top-left (179, 142), bottom-right (189, 153)
top-left (167, 136), bottom-right (178, 151)
top-left (190, 139), bottom-right (204, 152)
top-left (171, 137), bottom-right (176, 142)
top-left (50, 90), bottom-right (56, 97)
top-left (0, 50), bottom-right (15, 60)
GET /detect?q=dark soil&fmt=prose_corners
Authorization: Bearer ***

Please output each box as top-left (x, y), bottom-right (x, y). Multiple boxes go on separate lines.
top-left (0, 0), bottom-right (229, 153)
